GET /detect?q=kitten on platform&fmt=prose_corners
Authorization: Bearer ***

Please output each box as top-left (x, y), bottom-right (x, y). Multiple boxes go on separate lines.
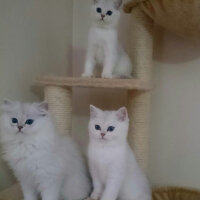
top-left (82, 0), bottom-right (133, 79)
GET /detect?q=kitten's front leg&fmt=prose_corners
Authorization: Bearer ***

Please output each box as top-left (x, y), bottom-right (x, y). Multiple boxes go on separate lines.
top-left (41, 180), bottom-right (61, 200)
top-left (82, 57), bottom-right (96, 78)
top-left (100, 167), bottom-right (124, 200)
top-left (82, 42), bottom-right (96, 78)
top-left (89, 166), bottom-right (103, 200)
top-left (101, 42), bottom-right (117, 79)
top-left (41, 187), bottom-right (60, 200)
top-left (90, 178), bottom-right (103, 200)
top-left (21, 183), bottom-right (37, 200)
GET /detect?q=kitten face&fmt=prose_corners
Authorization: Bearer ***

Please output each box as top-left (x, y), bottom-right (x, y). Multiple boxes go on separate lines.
top-left (91, 0), bottom-right (122, 28)
top-left (89, 105), bottom-right (129, 143)
top-left (0, 100), bottom-right (49, 139)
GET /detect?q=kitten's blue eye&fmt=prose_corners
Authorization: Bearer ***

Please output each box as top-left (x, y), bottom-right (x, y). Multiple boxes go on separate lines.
top-left (106, 10), bottom-right (112, 16)
top-left (12, 118), bottom-right (18, 124)
top-left (25, 119), bottom-right (34, 125)
top-left (96, 7), bottom-right (102, 13)
top-left (95, 125), bottom-right (101, 130)
top-left (107, 126), bottom-right (115, 132)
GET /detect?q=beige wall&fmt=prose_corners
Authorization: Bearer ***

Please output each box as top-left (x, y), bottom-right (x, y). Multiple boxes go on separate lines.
top-left (0, 0), bottom-right (73, 190)
top-left (149, 28), bottom-right (200, 189)
top-left (0, 0), bottom-right (200, 192)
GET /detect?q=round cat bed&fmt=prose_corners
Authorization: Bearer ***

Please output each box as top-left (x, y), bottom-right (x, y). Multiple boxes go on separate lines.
top-left (153, 187), bottom-right (200, 200)
top-left (124, 0), bottom-right (200, 41)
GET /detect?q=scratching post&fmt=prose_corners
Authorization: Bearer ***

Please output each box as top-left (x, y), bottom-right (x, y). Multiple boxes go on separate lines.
top-left (127, 8), bottom-right (154, 171)
top-left (44, 86), bottom-right (72, 136)
top-left (128, 91), bottom-right (151, 170)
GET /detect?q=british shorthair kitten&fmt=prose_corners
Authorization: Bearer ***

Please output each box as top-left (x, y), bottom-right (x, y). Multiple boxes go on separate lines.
top-left (0, 100), bottom-right (91, 200)
top-left (82, 0), bottom-right (132, 79)
top-left (87, 105), bottom-right (151, 200)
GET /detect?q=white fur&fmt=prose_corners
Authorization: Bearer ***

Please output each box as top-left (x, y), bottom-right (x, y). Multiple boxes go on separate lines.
top-left (82, 0), bottom-right (132, 78)
top-left (0, 100), bottom-right (91, 200)
top-left (87, 105), bottom-right (151, 200)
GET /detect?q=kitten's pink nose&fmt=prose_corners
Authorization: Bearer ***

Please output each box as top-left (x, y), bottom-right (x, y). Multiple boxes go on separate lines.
top-left (101, 14), bottom-right (105, 19)
top-left (18, 126), bottom-right (23, 131)
top-left (101, 133), bottom-right (105, 137)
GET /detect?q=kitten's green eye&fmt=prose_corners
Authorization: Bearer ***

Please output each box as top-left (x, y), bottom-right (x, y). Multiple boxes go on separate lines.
top-left (107, 126), bottom-right (115, 132)
top-left (12, 118), bottom-right (18, 124)
top-left (25, 119), bottom-right (34, 125)
top-left (107, 10), bottom-right (112, 16)
top-left (96, 7), bottom-right (102, 13)
top-left (95, 125), bottom-right (101, 130)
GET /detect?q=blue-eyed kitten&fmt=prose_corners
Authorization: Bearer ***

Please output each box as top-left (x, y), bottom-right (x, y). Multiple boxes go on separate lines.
top-left (82, 0), bottom-right (132, 78)
top-left (0, 100), bottom-right (91, 200)
top-left (87, 105), bottom-right (151, 200)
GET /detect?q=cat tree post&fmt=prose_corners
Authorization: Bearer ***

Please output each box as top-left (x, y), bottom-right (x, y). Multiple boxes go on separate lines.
top-left (127, 7), bottom-right (154, 171)
top-left (44, 86), bottom-right (72, 136)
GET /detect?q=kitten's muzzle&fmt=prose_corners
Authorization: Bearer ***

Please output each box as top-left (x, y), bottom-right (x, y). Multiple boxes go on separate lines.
top-left (18, 126), bottom-right (23, 132)
top-left (101, 14), bottom-right (105, 20)
top-left (101, 133), bottom-right (105, 137)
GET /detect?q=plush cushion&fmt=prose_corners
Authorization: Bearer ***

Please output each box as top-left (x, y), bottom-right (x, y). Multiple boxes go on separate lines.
top-left (124, 0), bottom-right (200, 41)
top-left (153, 187), bottom-right (200, 200)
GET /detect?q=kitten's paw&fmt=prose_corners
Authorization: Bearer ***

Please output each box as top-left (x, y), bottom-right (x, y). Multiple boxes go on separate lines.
top-left (119, 74), bottom-right (133, 79)
top-left (81, 72), bottom-right (93, 78)
top-left (101, 72), bottom-right (113, 79)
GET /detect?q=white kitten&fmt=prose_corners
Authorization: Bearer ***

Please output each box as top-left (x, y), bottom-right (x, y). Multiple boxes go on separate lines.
top-left (82, 0), bottom-right (132, 79)
top-left (87, 105), bottom-right (151, 200)
top-left (0, 100), bottom-right (91, 200)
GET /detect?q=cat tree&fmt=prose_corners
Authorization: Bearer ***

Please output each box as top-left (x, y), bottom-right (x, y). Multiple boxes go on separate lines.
top-left (0, 2), bottom-right (154, 199)
top-left (1, 0), bottom-right (200, 199)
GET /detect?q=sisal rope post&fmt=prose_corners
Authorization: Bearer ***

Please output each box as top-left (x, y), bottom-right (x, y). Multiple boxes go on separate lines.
top-left (44, 86), bottom-right (72, 136)
top-left (127, 7), bottom-right (154, 171)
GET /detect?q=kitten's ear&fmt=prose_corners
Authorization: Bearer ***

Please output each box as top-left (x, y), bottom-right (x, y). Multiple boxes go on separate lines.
top-left (3, 98), bottom-right (13, 106)
top-left (116, 107), bottom-right (128, 121)
top-left (1, 99), bottom-right (14, 112)
top-left (90, 105), bottom-right (102, 118)
top-left (114, 0), bottom-right (123, 9)
top-left (38, 101), bottom-right (48, 111)
top-left (93, 0), bottom-right (100, 4)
